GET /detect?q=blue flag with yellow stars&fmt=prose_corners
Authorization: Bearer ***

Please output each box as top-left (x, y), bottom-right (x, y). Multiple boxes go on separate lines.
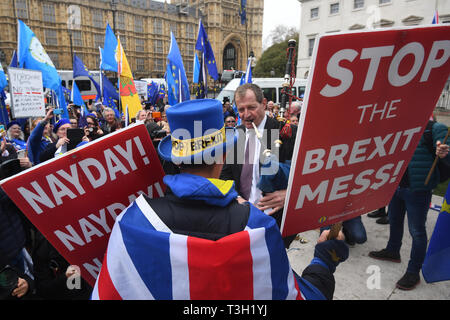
top-left (166, 32), bottom-right (190, 106)
top-left (147, 81), bottom-right (159, 105)
top-left (239, 0), bottom-right (247, 25)
top-left (195, 19), bottom-right (219, 81)
top-left (422, 183), bottom-right (450, 283)
top-left (102, 73), bottom-right (120, 118)
top-left (73, 54), bottom-right (101, 99)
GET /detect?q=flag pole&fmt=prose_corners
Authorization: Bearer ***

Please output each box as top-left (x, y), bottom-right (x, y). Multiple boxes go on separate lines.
top-left (98, 47), bottom-right (103, 101)
top-left (117, 34), bottom-right (122, 116)
top-left (425, 128), bottom-right (449, 185)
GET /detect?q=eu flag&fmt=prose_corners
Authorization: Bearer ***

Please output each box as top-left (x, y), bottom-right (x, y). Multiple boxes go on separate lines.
top-left (239, 0), bottom-right (247, 25)
top-left (195, 54), bottom-right (206, 99)
top-left (17, 20), bottom-right (69, 119)
top-left (422, 184), bottom-right (450, 283)
top-left (101, 73), bottom-right (120, 118)
top-left (166, 32), bottom-right (190, 106)
top-left (73, 54), bottom-right (101, 98)
top-left (195, 20), bottom-right (219, 81)
top-left (147, 81), bottom-right (159, 105)
top-left (0, 90), bottom-right (9, 126)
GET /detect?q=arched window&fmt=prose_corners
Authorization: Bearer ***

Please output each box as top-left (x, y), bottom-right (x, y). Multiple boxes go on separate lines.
top-left (223, 43), bottom-right (236, 70)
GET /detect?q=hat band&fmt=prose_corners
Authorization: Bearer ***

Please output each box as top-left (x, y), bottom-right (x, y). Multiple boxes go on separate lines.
top-left (171, 126), bottom-right (226, 158)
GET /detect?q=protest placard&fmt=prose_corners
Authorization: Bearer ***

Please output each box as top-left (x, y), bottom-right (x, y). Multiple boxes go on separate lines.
top-left (281, 25), bottom-right (450, 237)
top-left (134, 79), bottom-right (148, 97)
top-left (0, 124), bottom-right (165, 286)
top-left (8, 67), bottom-right (45, 118)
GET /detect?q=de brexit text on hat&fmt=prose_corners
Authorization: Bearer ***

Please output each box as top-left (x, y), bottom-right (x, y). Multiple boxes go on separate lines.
top-left (158, 99), bottom-right (238, 164)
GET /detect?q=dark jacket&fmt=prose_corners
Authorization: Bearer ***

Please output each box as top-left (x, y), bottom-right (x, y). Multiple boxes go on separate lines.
top-left (403, 121), bottom-right (450, 191)
top-left (0, 189), bottom-right (35, 300)
top-left (32, 231), bottom-right (91, 300)
top-left (38, 142), bottom-right (58, 164)
top-left (220, 116), bottom-right (297, 193)
top-left (220, 116), bottom-right (297, 243)
top-left (0, 189), bottom-right (26, 269)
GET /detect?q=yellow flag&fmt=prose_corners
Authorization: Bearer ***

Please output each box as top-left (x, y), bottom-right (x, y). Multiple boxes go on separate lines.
top-left (116, 37), bottom-right (132, 78)
top-left (116, 37), bottom-right (141, 119)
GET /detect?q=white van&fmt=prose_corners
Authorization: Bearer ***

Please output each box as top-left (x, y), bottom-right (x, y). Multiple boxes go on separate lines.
top-left (216, 78), bottom-right (307, 105)
top-left (58, 70), bottom-right (101, 102)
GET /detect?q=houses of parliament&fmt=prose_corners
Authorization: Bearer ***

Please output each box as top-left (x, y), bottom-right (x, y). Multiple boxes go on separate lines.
top-left (0, 0), bottom-right (263, 82)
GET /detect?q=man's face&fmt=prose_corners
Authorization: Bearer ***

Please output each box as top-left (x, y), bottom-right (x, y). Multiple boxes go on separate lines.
top-left (57, 124), bottom-right (71, 138)
top-left (105, 112), bottom-right (115, 122)
top-left (235, 89), bottom-right (266, 129)
top-left (138, 111), bottom-right (147, 120)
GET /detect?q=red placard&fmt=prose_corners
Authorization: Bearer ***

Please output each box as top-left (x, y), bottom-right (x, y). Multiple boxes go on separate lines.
top-left (1, 124), bottom-right (165, 286)
top-left (282, 25), bottom-right (450, 237)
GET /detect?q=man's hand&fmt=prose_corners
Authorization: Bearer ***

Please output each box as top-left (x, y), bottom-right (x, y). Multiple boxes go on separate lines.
top-left (44, 107), bottom-right (54, 121)
top-left (318, 229), bottom-right (345, 243)
top-left (256, 189), bottom-right (287, 215)
top-left (11, 278), bottom-right (29, 298)
top-left (19, 157), bottom-right (32, 169)
top-left (56, 137), bottom-right (69, 149)
top-left (236, 196), bottom-right (247, 205)
top-left (436, 140), bottom-right (449, 159)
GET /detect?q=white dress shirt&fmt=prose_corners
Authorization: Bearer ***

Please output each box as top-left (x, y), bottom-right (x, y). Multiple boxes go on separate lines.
top-left (244, 114), bottom-right (268, 207)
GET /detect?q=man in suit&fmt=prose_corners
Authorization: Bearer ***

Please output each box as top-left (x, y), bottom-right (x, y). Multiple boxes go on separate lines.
top-left (220, 83), bottom-right (297, 246)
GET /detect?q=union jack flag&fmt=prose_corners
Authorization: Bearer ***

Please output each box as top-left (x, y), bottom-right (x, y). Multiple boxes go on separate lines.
top-left (92, 195), bottom-right (306, 300)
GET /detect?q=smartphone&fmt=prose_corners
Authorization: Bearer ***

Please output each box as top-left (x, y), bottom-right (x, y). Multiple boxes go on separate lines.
top-left (66, 128), bottom-right (84, 151)
top-left (53, 108), bottom-right (63, 115)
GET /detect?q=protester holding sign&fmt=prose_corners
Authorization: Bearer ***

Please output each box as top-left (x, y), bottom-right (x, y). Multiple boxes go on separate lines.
top-left (369, 120), bottom-right (449, 290)
top-left (91, 99), bottom-right (348, 300)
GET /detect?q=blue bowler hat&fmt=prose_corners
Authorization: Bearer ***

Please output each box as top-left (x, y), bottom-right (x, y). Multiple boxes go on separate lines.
top-left (158, 99), bottom-right (238, 164)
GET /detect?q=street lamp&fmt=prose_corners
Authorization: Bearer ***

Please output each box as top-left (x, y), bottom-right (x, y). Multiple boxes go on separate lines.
top-left (67, 5), bottom-right (81, 68)
top-left (111, 0), bottom-right (118, 35)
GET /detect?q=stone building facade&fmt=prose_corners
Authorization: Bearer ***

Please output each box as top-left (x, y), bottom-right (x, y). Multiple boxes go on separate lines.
top-left (0, 0), bottom-right (263, 82)
top-left (297, 0), bottom-right (450, 79)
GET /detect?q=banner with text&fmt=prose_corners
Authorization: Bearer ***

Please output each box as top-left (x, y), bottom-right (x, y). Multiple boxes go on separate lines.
top-left (281, 25), bottom-right (450, 237)
top-left (8, 67), bottom-right (45, 118)
top-left (0, 124), bottom-right (166, 286)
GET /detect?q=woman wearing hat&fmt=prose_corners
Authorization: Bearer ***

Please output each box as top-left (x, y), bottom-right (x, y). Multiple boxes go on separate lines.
top-left (6, 121), bottom-right (26, 152)
top-left (38, 118), bottom-right (74, 163)
top-left (92, 99), bottom-right (348, 300)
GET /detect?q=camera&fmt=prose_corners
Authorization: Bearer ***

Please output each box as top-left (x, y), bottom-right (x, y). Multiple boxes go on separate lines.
top-left (146, 122), bottom-right (167, 140)
top-left (87, 126), bottom-right (98, 135)
top-left (150, 129), bottom-right (167, 139)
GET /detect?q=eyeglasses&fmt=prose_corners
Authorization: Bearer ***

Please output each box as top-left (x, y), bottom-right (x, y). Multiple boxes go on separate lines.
top-left (226, 120), bottom-right (236, 123)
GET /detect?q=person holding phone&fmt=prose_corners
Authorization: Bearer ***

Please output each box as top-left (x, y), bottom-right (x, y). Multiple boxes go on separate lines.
top-left (27, 108), bottom-right (55, 165)
top-left (38, 119), bottom-right (72, 163)
top-left (83, 115), bottom-right (104, 142)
